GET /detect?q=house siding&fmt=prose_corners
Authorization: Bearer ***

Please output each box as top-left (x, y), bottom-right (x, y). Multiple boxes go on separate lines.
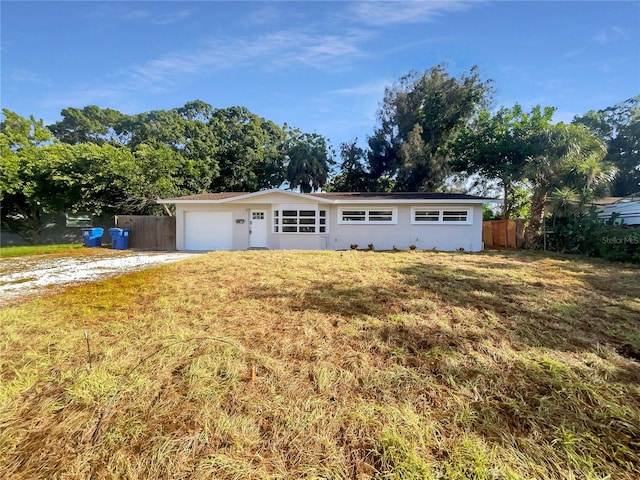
top-left (329, 204), bottom-right (483, 251)
top-left (174, 200), bottom-right (484, 252)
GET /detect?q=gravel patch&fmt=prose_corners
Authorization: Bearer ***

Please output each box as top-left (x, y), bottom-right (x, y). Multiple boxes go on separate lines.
top-left (0, 250), bottom-right (199, 306)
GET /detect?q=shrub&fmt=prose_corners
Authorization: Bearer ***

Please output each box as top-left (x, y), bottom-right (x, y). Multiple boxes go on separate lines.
top-left (547, 209), bottom-right (639, 263)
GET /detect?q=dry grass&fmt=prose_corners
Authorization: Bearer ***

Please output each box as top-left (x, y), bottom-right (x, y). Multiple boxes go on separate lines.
top-left (1, 250), bottom-right (639, 479)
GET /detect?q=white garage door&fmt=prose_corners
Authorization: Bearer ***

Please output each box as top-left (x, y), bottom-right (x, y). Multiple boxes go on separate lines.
top-left (184, 211), bottom-right (233, 251)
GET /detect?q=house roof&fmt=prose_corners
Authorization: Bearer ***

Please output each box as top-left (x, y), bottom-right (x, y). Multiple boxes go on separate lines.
top-left (309, 192), bottom-right (497, 201)
top-left (161, 192), bottom-right (248, 201)
top-left (158, 189), bottom-right (502, 204)
top-left (591, 196), bottom-right (624, 206)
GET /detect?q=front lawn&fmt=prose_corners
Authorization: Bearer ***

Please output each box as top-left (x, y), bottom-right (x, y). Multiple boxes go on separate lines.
top-left (0, 243), bottom-right (84, 258)
top-left (1, 250), bottom-right (639, 479)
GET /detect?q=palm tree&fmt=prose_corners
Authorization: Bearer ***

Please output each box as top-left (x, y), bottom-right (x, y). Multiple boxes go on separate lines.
top-left (525, 123), bottom-right (611, 246)
top-left (561, 127), bottom-right (615, 206)
top-left (285, 133), bottom-right (333, 193)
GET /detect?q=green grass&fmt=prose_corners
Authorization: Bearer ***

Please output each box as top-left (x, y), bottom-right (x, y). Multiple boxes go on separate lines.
top-left (0, 243), bottom-right (84, 258)
top-left (1, 250), bottom-right (639, 479)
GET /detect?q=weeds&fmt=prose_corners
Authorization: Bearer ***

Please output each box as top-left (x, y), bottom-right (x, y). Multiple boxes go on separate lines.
top-left (0, 250), bottom-right (639, 479)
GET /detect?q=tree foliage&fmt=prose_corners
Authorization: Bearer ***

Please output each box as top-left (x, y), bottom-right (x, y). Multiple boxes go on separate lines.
top-left (48, 105), bottom-right (129, 145)
top-left (208, 107), bottom-right (286, 192)
top-left (451, 105), bottom-right (554, 218)
top-left (326, 140), bottom-right (371, 192)
top-left (367, 64), bottom-right (493, 191)
top-left (285, 131), bottom-right (334, 193)
top-left (449, 102), bottom-right (611, 246)
top-left (573, 96), bottom-right (640, 196)
top-left (1, 110), bottom-right (140, 241)
top-left (3, 102), bottom-right (330, 243)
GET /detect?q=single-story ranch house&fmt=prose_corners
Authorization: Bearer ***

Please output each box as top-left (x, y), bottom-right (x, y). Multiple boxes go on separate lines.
top-left (157, 189), bottom-right (501, 252)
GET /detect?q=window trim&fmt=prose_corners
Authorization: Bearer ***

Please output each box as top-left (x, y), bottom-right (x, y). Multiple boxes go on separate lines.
top-left (338, 207), bottom-right (397, 225)
top-left (273, 208), bottom-right (328, 234)
top-left (411, 207), bottom-right (472, 225)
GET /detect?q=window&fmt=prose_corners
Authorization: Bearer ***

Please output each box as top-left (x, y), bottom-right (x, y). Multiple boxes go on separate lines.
top-left (412, 207), bottom-right (471, 224)
top-left (273, 209), bottom-right (327, 234)
top-left (252, 211), bottom-right (265, 220)
top-left (442, 210), bottom-right (468, 222)
top-left (339, 208), bottom-right (396, 224)
top-left (414, 210), bottom-right (440, 222)
top-left (341, 210), bottom-right (366, 222)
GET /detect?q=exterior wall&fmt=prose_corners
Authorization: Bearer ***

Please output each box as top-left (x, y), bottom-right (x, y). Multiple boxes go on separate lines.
top-left (176, 200), bottom-right (484, 252)
top-left (176, 204), bottom-right (254, 251)
top-left (176, 200), bottom-right (330, 251)
top-left (328, 204), bottom-right (483, 252)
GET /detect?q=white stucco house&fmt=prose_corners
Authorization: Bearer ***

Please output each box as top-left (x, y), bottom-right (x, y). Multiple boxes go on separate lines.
top-left (157, 189), bottom-right (501, 252)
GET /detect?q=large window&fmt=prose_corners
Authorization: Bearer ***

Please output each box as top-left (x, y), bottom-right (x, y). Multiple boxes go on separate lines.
top-left (339, 208), bottom-right (396, 224)
top-left (273, 209), bottom-right (327, 234)
top-left (412, 207), bottom-right (471, 224)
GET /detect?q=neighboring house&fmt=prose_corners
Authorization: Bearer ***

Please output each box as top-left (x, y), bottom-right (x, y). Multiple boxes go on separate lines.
top-left (157, 189), bottom-right (502, 252)
top-left (596, 193), bottom-right (640, 226)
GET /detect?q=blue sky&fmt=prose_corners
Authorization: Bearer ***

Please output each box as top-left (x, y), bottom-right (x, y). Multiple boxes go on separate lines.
top-left (2, 1), bottom-right (639, 149)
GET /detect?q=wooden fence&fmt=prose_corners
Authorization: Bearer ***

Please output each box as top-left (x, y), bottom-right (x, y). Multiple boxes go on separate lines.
top-left (483, 219), bottom-right (525, 249)
top-left (115, 215), bottom-right (176, 251)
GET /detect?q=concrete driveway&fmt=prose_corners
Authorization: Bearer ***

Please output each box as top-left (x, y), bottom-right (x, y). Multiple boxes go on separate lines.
top-left (0, 250), bottom-right (198, 306)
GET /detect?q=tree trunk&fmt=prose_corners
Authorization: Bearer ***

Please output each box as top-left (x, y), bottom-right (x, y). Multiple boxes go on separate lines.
top-left (30, 206), bottom-right (43, 245)
top-left (524, 191), bottom-right (547, 248)
top-left (502, 181), bottom-right (510, 219)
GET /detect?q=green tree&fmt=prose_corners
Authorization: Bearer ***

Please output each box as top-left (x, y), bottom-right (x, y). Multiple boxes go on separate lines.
top-left (573, 96), bottom-right (640, 196)
top-left (1, 110), bottom-right (143, 243)
top-left (326, 139), bottom-right (371, 192)
top-left (448, 104), bottom-right (611, 245)
top-left (48, 105), bottom-right (130, 145)
top-left (368, 64), bottom-right (493, 191)
top-left (208, 107), bottom-right (286, 192)
top-left (2, 110), bottom-right (62, 242)
top-left (525, 123), bottom-right (609, 246)
top-left (451, 105), bottom-right (554, 218)
top-left (285, 131), bottom-right (334, 193)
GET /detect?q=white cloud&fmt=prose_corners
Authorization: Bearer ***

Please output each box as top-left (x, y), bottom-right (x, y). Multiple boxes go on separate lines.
top-left (348, 0), bottom-right (479, 26)
top-left (4, 69), bottom-right (51, 86)
top-left (37, 26), bottom-right (371, 113)
top-left (593, 26), bottom-right (631, 44)
top-left (330, 79), bottom-right (390, 96)
top-left (86, 6), bottom-right (191, 25)
top-left (152, 10), bottom-right (192, 26)
top-left (125, 29), bottom-right (370, 87)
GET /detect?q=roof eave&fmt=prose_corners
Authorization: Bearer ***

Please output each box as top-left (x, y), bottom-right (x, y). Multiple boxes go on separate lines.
top-left (329, 198), bottom-right (502, 204)
top-left (157, 188), bottom-right (336, 205)
top-left (158, 197), bottom-right (503, 205)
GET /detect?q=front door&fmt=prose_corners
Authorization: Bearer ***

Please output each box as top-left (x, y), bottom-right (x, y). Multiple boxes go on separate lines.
top-left (249, 210), bottom-right (268, 248)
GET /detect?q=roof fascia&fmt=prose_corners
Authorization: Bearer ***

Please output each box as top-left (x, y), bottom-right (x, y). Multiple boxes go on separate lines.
top-left (157, 189), bottom-right (335, 205)
top-left (330, 198), bottom-right (502, 204)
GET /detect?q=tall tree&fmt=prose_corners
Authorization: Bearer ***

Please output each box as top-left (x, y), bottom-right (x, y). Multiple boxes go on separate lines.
top-left (368, 64), bottom-right (493, 191)
top-left (208, 106), bottom-right (286, 192)
top-left (1, 110), bottom-right (140, 242)
top-left (326, 140), bottom-right (370, 192)
top-left (525, 123), bottom-right (609, 246)
top-left (573, 96), bottom-right (640, 196)
top-left (285, 131), bottom-right (334, 193)
top-left (451, 105), bottom-right (555, 218)
top-left (449, 104), bottom-right (611, 245)
top-left (48, 105), bottom-right (130, 145)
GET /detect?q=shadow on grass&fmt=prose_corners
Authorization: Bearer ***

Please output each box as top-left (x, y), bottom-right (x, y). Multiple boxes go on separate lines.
top-left (396, 257), bottom-right (640, 351)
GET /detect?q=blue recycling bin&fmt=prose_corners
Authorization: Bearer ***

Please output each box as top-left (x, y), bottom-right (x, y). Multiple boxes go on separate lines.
top-left (109, 228), bottom-right (131, 250)
top-left (81, 227), bottom-right (104, 247)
